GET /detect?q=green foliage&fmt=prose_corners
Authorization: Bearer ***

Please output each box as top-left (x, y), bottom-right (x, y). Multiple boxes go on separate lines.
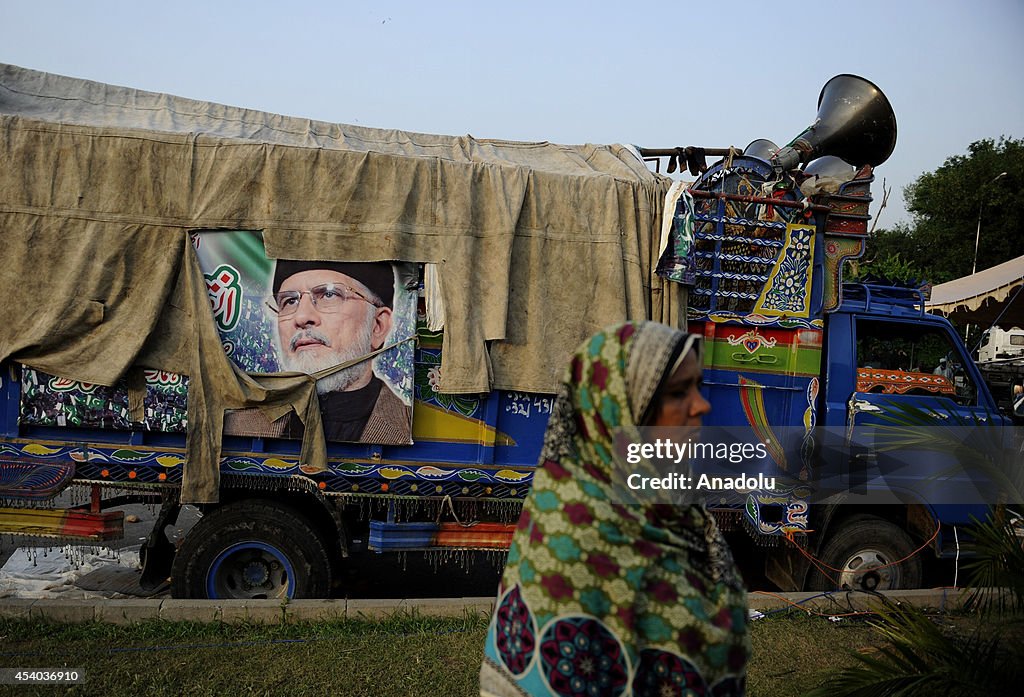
top-left (847, 250), bottom-right (926, 286)
top-left (746, 614), bottom-right (881, 697)
top-left (902, 137), bottom-right (1024, 282)
top-left (963, 512), bottom-right (1024, 614)
top-left (0, 611), bottom-right (881, 697)
top-left (850, 223), bottom-right (932, 284)
top-left (0, 613), bottom-right (492, 697)
top-left (805, 602), bottom-right (1024, 697)
top-left (857, 138), bottom-right (1023, 283)
top-left (0, 612), bottom-right (490, 644)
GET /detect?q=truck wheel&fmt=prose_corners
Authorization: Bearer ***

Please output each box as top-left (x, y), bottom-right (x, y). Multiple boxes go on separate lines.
top-left (808, 515), bottom-right (922, 591)
top-left (170, 500), bottom-right (332, 599)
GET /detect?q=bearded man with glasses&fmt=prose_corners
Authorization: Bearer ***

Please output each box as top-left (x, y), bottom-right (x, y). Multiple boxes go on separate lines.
top-left (226, 259), bottom-right (411, 444)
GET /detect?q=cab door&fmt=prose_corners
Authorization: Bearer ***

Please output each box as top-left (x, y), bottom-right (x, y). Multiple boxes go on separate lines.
top-left (845, 316), bottom-right (1009, 512)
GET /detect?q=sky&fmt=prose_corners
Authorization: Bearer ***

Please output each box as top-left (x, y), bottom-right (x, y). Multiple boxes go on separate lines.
top-left (4, 0), bottom-right (1023, 228)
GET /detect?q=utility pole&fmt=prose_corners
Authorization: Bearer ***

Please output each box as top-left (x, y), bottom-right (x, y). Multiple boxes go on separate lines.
top-left (972, 171), bottom-right (1009, 275)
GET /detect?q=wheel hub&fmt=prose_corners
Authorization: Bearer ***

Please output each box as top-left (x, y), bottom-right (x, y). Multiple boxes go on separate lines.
top-left (242, 560), bottom-right (270, 587)
top-left (838, 549), bottom-right (894, 590)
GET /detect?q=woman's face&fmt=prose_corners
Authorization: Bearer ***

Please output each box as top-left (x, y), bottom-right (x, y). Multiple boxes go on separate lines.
top-left (650, 352), bottom-right (711, 427)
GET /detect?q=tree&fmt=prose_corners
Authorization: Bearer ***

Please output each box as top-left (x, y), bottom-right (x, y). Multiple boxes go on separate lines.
top-left (855, 138), bottom-right (1024, 284)
top-left (901, 138), bottom-right (1023, 283)
top-left (848, 223), bottom-right (932, 285)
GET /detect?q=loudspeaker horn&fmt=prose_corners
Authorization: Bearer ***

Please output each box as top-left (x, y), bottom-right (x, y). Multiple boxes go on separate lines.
top-left (742, 139), bottom-right (780, 163)
top-left (803, 155), bottom-right (857, 180)
top-left (772, 74), bottom-right (897, 172)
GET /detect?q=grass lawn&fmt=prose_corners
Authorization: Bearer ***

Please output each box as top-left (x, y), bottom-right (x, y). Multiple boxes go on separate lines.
top-left (748, 613), bottom-right (880, 696)
top-left (0, 611), bottom-right (955, 696)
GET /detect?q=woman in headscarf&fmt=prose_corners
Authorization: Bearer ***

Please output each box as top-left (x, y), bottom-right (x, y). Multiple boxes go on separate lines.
top-left (480, 321), bottom-right (749, 697)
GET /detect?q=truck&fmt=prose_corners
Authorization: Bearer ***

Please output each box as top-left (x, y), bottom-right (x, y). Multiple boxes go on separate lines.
top-left (978, 326), bottom-right (1024, 363)
top-left (975, 327), bottom-right (1024, 419)
top-left (0, 65), bottom-right (1016, 598)
top-left (0, 62), bottom-right (682, 599)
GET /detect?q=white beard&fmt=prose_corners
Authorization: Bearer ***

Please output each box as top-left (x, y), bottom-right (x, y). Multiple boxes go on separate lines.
top-left (279, 311), bottom-right (377, 395)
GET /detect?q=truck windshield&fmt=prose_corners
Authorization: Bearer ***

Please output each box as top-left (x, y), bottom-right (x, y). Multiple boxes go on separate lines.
top-left (856, 319), bottom-right (977, 406)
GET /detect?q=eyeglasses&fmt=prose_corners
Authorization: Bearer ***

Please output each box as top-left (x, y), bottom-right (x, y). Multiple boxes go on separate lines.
top-left (267, 283), bottom-right (381, 317)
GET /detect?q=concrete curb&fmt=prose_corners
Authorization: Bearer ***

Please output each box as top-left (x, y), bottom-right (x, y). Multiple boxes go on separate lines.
top-left (0, 596), bottom-right (497, 624)
top-left (0, 589), bottom-right (997, 624)
top-left (746, 588), bottom-right (983, 615)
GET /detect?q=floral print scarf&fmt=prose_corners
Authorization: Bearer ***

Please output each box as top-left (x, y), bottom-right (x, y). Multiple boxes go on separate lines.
top-left (480, 321), bottom-right (749, 697)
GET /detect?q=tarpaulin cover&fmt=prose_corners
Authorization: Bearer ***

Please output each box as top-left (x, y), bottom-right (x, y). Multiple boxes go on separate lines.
top-left (0, 64), bottom-right (681, 502)
top-left (926, 254), bottom-right (1024, 328)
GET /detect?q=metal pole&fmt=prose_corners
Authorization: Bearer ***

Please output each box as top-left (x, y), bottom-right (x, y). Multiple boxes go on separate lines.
top-left (636, 147), bottom-right (737, 157)
top-left (972, 171), bottom-right (1009, 275)
top-left (972, 200), bottom-right (983, 275)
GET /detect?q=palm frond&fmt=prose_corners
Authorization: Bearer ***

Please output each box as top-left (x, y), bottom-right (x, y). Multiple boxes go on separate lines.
top-left (962, 513), bottom-right (1024, 614)
top-left (809, 602), bottom-right (1024, 697)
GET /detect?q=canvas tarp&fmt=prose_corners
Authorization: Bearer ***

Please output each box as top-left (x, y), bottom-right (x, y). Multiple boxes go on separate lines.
top-left (0, 63), bottom-right (682, 502)
top-left (926, 254), bottom-right (1024, 328)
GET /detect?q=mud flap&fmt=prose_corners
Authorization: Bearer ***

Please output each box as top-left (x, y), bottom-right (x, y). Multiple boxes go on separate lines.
top-left (140, 499), bottom-right (181, 590)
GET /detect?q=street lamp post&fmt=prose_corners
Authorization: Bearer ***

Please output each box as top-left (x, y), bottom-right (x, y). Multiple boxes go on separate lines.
top-left (972, 171), bottom-right (1009, 275)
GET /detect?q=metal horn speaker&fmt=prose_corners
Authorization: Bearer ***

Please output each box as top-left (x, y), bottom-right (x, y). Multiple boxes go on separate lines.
top-left (742, 139), bottom-right (780, 163)
top-left (803, 155), bottom-right (857, 180)
top-left (772, 74), bottom-right (897, 171)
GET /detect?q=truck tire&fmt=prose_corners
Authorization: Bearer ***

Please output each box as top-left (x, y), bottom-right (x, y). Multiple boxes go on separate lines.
top-left (808, 515), bottom-right (922, 591)
top-left (170, 500), bottom-right (332, 599)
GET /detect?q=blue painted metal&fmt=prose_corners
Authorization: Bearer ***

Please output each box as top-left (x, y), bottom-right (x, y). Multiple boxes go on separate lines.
top-left (1, 366), bottom-right (18, 439)
top-left (0, 334), bottom-right (548, 504)
top-left (1, 156), bottom-right (1015, 568)
top-left (368, 521), bottom-right (435, 551)
top-left (0, 458), bottom-right (76, 500)
top-left (680, 155), bottom-right (1016, 553)
top-left (840, 283), bottom-right (928, 318)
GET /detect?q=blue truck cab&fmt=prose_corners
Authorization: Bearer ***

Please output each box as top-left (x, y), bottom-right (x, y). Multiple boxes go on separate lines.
top-left (681, 153), bottom-right (1016, 591)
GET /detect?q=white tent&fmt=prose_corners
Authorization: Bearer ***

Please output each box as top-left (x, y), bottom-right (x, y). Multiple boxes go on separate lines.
top-left (926, 254), bottom-right (1024, 327)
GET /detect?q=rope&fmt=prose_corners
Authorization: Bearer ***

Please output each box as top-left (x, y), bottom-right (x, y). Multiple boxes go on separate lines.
top-left (749, 589), bottom-right (877, 618)
top-left (434, 494), bottom-right (479, 528)
top-left (783, 519), bottom-right (941, 587)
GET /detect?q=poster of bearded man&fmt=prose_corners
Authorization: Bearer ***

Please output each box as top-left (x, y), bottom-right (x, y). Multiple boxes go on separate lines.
top-left (194, 230), bottom-right (415, 445)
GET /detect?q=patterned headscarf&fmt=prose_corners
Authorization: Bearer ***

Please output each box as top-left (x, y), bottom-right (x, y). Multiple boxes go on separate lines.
top-left (481, 321), bottom-right (749, 697)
